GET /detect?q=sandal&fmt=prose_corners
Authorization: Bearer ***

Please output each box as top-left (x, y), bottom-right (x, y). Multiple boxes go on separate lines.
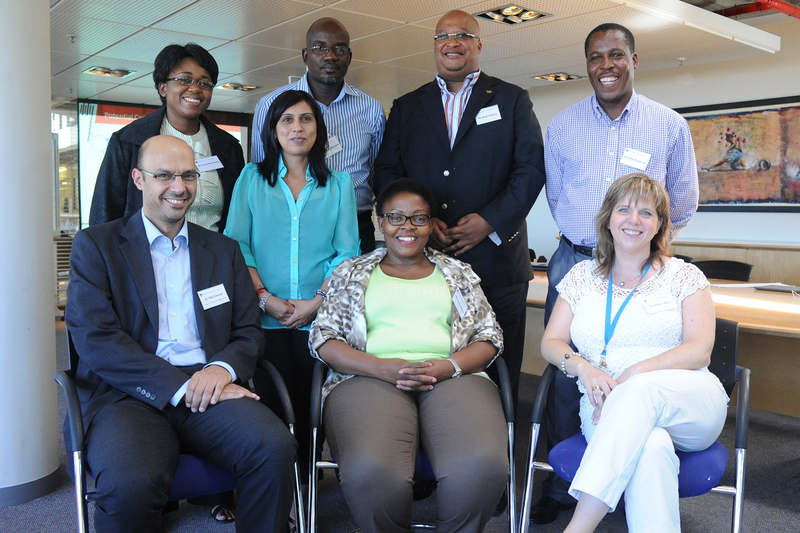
top-left (210, 504), bottom-right (236, 523)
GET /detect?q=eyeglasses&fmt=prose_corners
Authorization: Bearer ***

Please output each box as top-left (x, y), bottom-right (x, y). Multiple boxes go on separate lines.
top-left (305, 45), bottom-right (351, 57)
top-left (165, 77), bottom-right (215, 90)
top-left (380, 213), bottom-right (431, 227)
top-left (433, 31), bottom-right (480, 43)
top-left (138, 169), bottom-right (201, 183)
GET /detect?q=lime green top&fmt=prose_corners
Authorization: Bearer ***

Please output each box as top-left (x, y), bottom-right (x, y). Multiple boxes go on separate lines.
top-left (364, 265), bottom-right (452, 361)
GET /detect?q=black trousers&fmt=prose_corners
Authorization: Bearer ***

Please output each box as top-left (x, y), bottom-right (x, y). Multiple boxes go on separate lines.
top-left (358, 210), bottom-right (376, 253)
top-left (483, 282), bottom-right (528, 409)
top-left (85, 382), bottom-right (297, 532)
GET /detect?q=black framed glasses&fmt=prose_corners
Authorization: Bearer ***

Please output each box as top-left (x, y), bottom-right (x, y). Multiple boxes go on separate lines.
top-left (138, 169), bottom-right (201, 183)
top-left (305, 45), bottom-right (351, 56)
top-left (433, 31), bottom-right (479, 43)
top-left (380, 213), bottom-right (431, 227)
top-left (165, 77), bottom-right (215, 90)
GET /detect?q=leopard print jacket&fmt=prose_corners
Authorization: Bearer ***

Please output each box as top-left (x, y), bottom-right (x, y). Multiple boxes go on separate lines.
top-left (308, 247), bottom-right (504, 401)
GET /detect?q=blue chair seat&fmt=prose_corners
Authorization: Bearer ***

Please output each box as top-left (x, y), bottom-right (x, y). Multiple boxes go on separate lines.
top-left (168, 455), bottom-right (239, 501)
top-left (549, 433), bottom-right (729, 499)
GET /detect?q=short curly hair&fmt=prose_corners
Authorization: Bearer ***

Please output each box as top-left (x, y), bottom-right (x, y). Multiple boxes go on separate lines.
top-left (153, 44), bottom-right (219, 105)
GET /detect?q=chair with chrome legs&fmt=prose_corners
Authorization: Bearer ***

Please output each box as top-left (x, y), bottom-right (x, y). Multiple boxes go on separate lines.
top-left (308, 356), bottom-right (518, 533)
top-left (55, 330), bottom-right (306, 533)
top-left (519, 318), bottom-right (750, 533)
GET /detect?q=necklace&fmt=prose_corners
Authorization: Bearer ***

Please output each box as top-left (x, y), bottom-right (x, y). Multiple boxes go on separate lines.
top-left (612, 269), bottom-right (643, 287)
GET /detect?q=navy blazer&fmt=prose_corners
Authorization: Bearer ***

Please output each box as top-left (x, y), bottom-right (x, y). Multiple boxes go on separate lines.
top-left (66, 212), bottom-right (264, 428)
top-left (88, 106), bottom-right (245, 233)
top-left (374, 74), bottom-right (546, 287)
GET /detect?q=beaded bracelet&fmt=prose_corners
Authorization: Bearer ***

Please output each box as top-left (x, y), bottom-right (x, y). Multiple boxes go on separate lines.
top-left (561, 352), bottom-right (581, 378)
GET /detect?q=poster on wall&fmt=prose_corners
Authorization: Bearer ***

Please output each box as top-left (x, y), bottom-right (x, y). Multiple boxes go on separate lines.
top-left (77, 100), bottom-right (245, 228)
top-left (678, 97), bottom-right (800, 212)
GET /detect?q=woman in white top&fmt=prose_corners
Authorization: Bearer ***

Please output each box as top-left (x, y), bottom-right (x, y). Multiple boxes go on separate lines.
top-left (541, 173), bottom-right (729, 533)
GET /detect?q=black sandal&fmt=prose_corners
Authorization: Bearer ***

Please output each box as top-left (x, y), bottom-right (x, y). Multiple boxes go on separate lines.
top-left (210, 504), bottom-right (235, 523)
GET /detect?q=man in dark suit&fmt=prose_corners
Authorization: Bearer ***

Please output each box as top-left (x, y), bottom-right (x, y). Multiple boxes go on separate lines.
top-left (373, 9), bottom-right (546, 405)
top-left (66, 135), bottom-right (295, 532)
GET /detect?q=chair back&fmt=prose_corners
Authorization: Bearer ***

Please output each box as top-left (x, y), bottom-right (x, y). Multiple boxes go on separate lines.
top-left (673, 254), bottom-right (694, 263)
top-left (693, 260), bottom-right (754, 282)
top-left (708, 318), bottom-right (739, 396)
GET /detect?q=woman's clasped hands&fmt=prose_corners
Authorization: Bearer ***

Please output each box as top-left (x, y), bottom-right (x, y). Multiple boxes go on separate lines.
top-left (575, 358), bottom-right (619, 425)
top-left (376, 358), bottom-right (453, 392)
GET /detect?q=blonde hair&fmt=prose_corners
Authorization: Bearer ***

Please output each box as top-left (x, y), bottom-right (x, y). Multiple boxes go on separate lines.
top-left (594, 173), bottom-right (671, 277)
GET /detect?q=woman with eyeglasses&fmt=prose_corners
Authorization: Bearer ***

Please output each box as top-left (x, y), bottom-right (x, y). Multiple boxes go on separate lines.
top-left (224, 90), bottom-right (359, 489)
top-left (308, 178), bottom-right (508, 533)
top-left (90, 43), bottom-right (245, 234)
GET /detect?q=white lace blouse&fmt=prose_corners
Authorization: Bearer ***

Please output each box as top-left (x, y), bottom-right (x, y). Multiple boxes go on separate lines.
top-left (557, 257), bottom-right (724, 427)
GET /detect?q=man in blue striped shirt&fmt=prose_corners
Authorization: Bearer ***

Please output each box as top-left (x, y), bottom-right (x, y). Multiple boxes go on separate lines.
top-left (534, 23), bottom-right (699, 525)
top-left (251, 18), bottom-right (386, 252)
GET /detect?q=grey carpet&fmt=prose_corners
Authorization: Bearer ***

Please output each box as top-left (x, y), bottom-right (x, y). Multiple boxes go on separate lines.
top-left (1, 321), bottom-right (798, 532)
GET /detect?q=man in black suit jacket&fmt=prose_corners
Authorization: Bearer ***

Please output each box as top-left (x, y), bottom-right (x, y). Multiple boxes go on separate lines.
top-left (66, 135), bottom-right (295, 532)
top-left (374, 9), bottom-right (546, 405)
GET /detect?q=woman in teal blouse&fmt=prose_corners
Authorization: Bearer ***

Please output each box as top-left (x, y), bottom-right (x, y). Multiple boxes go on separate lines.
top-left (224, 90), bottom-right (359, 478)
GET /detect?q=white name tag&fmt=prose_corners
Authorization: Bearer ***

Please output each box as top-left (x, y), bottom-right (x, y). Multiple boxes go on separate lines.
top-left (195, 155), bottom-right (224, 172)
top-left (453, 290), bottom-right (468, 319)
top-left (475, 104), bottom-right (501, 125)
top-left (197, 284), bottom-right (230, 310)
top-left (620, 147), bottom-right (651, 171)
top-left (325, 134), bottom-right (343, 159)
top-left (643, 294), bottom-right (677, 314)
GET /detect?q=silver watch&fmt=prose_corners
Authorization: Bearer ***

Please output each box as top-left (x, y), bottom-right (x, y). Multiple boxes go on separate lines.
top-left (446, 357), bottom-right (462, 379)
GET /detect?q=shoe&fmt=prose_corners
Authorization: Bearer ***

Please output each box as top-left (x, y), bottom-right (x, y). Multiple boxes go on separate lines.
top-left (529, 496), bottom-right (574, 525)
top-left (210, 504), bottom-right (235, 523)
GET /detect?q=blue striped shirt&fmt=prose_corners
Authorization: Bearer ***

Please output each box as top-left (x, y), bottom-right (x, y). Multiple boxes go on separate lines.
top-left (545, 91), bottom-right (698, 247)
top-left (250, 74), bottom-right (386, 213)
top-left (223, 158), bottom-right (360, 330)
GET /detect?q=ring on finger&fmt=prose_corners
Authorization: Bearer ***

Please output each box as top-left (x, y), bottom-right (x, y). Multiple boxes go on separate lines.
top-left (592, 385), bottom-right (601, 391)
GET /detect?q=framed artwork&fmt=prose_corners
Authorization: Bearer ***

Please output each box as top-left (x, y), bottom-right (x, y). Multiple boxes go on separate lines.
top-left (676, 96), bottom-right (800, 212)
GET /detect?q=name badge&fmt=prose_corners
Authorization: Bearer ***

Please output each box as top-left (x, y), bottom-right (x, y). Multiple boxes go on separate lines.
top-left (197, 284), bottom-right (230, 310)
top-left (326, 134), bottom-right (343, 159)
top-left (475, 104), bottom-right (501, 125)
top-left (643, 294), bottom-right (677, 314)
top-left (453, 290), bottom-right (468, 319)
top-left (620, 147), bottom-right (651, 171)
top-left (195, 155), bottom-right (224, 172)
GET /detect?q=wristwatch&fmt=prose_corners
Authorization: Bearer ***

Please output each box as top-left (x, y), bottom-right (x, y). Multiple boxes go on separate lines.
top-left (446, 357), bottom-right (462, 379)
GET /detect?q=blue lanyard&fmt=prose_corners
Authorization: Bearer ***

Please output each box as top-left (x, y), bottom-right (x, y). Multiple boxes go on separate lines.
top-left (600, 264), bottom-right (651, 369)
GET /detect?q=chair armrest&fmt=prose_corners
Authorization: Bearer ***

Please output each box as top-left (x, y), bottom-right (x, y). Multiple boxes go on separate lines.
top-left (309, 360), bottom-right (327, 429)
top-left (734, 366), bottom-right (751, 450)
top-left (54, 371), bottom-right (86, 453)
top-left (256, 359), bottom-right (296, 426)
top-left (531, 365), bottom-right (557, 425)
top-left (493, 356), bottom-right (515, 423)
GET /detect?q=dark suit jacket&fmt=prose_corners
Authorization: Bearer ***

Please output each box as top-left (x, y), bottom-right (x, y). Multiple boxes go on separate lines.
top-left (66, 211), bottom-right (264, 428)
top-left (373, 74), bottom-right (546, 288)
top-left (88, 106), bottom-right (246, 233)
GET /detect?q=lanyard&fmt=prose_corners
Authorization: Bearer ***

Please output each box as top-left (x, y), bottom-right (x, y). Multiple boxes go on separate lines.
top-left (600, 263), bottom-right (651, 369)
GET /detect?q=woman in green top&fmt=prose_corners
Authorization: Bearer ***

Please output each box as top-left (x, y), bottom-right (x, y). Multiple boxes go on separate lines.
top-left (309, 178), bottom-right (508, 533)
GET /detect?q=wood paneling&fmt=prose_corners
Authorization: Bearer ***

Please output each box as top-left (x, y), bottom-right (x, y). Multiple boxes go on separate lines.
top-left (672, 242), bottom-right (800, 285)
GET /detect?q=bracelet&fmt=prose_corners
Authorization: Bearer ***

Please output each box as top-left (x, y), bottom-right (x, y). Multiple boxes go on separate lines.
top-left (256, 287), bottom-right (267, 295)
top-left (561, 352), bottom-right (581, 378)
top-left (315, 289), bottom-right (328, 301)
top-left (258, 292), bottom-right (272, 313)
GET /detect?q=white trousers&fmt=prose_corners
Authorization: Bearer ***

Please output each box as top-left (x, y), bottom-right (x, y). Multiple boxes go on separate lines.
top-left (569, 369), bottom-right (729, 533)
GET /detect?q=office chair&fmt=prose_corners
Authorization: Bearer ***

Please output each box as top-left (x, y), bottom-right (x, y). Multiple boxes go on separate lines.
top-left (692, 260), bottom-right (754, 282)
top-left (309, 357), bottom-right (518, 533)
top-left (55, 331), bottom-right (306, 533)
top-left (520, 318), bottom-right (750, 533)
top-left (673, 254), bottom-right (694, 263)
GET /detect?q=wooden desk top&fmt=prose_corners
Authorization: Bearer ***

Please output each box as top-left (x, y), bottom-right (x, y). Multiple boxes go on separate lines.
top-left (527, 274), bottom-right (800, 338)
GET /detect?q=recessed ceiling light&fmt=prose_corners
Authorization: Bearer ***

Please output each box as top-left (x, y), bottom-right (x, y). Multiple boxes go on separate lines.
top-left (476, 5), bottom-right (551, 25)
top-left (83, 66), bottom-right (134, 78)
top-left (218, 82), bottom-right (260, 92)
top-left (533, 72), bottom-right (584, 82)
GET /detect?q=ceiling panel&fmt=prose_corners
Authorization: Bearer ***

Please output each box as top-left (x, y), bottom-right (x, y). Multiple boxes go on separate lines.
top-left (241, 7), bottom-right (397, 51)
top-left (482, 51), bottom-right (586, 80)
top-left (153, 0), bottom-right (320, 41)
top-left (345, 63), bottom-right (432, 88)
top-left (332, 0), bottom-right (485, 23)
top-left (379, 51), bottom-right (436, 72)
top-left (51, 75), bottom-right (119, 100)
top-left (206, 41), bottom-right (297, 73)
top-left (50, 14), bottom-right (142, 57)
top-left (244, 56), bottom-right (308, 85)
top-left (50, 0), bottom-right (197, 26)
top-left (53, 56), bottom-right (155, 83)
top-left (350, 25), bottom-right (432, 63)
top-left (98, 29), bottom-right (229, 65)
top-left (51, 50), bottom-right (89, 75)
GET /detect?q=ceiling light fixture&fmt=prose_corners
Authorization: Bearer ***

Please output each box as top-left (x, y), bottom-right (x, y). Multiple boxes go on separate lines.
top-left (218, 82), bottom-right (260, 92)
top-left (534, 72), bottom-right (584, 82)
top-left (84, 66), bottom-right (134, 78)
top-left (476, 5), bottom-right (550, 25)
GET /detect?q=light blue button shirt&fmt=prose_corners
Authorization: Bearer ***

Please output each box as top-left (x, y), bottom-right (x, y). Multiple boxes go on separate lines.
top-left (141, 212), bottom-right (236, 405)
top-left (224, 158), bottom-right (360, 329)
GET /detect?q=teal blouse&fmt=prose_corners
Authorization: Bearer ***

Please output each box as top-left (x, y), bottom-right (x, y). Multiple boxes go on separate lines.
top-left (224, 158), bottom-right (360, 329)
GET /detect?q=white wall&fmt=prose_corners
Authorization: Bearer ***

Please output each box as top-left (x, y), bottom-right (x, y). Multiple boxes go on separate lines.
top-left (526, 16), bottom-right (800, 259)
